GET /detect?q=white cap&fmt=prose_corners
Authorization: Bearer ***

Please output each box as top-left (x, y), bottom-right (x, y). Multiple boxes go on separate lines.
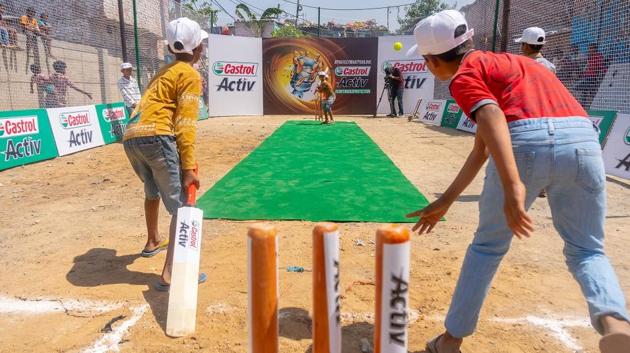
top-left (407, 10), bottom-right (474, 57)
top-left (166, 17), bottom-right (209, 55)
top-left (120, 62), bottom-right (133, 70)
top-left (317, 71), bottom-right (328, 77)
top-left (515, 27), bottom-right (546, 45)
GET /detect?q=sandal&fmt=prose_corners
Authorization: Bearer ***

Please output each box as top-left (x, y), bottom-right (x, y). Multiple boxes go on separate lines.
top-left (426, 334), bottom-right (463, 353)
top-left (140, 241), bottom-right (169, 258)
top-left (153, 272), bottom-right (208, 292)
top-left (600, 332), bottom-right (630, 353)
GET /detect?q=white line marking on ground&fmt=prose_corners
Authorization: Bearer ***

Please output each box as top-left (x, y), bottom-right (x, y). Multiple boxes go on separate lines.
top-left (81, 304), bottom-right (148, 353)
top-left (0, 296), bottom-right (123, 315)
top-left (494, 316), bottom-right (591, 352)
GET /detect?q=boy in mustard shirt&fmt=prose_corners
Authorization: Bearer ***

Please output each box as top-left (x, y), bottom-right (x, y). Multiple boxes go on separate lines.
top-left (123, 18), bottom-right (208, 290)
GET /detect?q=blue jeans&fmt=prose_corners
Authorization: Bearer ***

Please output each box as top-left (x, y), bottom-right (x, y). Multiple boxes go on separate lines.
top-left (445, 117), bottom-right (629, 337)
top-left (388, 88), bottom-right (403, 115)
top-left (0, 28), bottom-right (9, 46)
top-left (123, 135), bottom-right (183, 215)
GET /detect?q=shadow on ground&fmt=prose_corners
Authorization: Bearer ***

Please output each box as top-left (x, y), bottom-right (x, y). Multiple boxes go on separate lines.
top-left (66, 247), bottom-right (168, 332)
top-left (278, 307), bottom-right (374, 353)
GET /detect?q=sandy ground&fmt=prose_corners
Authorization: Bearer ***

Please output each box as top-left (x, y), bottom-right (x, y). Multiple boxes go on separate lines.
top-left (0, 115), bottom-right (628, 353)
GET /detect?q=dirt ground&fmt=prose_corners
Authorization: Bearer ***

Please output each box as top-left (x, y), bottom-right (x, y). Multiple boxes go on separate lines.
top-left (0, 115), bottom-right (628, 353)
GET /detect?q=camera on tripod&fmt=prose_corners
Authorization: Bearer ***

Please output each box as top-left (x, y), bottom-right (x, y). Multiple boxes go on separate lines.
top-left (383, 67), bottom-right (393, 88)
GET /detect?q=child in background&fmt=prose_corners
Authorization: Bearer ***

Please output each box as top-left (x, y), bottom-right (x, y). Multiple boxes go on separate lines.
top-left (20, 7), bottom-right (39, 64)
top-left (0, 4), bottom-right (18, 49)
top-left (405, 10), bottom-right (630, 353)
top-left (316, 71), bottom-right (335, 124)
top-left (123, 17), bottom-right (208, 290)
top-left (48, 60), bottom-right (92, 107)
top-left (30, 64), bottom-right (49, 108)
top-left (38, 13), bottom-right (54, 58)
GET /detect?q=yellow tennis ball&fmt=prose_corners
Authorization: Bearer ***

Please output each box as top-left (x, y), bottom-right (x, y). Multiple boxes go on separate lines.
top-left (393, 42), bottom-right (403, 51)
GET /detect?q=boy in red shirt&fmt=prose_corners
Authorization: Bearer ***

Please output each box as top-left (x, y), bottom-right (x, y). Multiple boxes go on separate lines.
top-left (405, 10), bottom-right (630, 353)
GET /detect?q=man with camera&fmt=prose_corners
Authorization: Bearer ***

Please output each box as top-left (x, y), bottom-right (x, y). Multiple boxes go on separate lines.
top-left (384, 65), bottom-right (404, 117)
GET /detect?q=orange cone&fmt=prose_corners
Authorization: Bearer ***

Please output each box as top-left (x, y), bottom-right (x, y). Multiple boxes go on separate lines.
top-left (374, 225), bottom-right (411, 353)
top-left (312, 223), bottom-right (341, 353)
top-left (248, 224), bottom-right (278, 353)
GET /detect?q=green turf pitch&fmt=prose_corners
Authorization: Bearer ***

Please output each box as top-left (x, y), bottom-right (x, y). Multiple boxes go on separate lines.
top-left (197, 120), bottom-right (430, 223)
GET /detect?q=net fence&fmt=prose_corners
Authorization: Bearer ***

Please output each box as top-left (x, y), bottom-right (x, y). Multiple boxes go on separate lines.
top-left (0, 0), bottom-right (211, 111)
top-left (0, 0), bottom-right (628, 114)
top-left (436, 0), bottom-right (630, 114)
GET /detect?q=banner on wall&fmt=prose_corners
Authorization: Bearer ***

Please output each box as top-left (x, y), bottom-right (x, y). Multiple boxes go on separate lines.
top-left (263, 38), bottom-right (378, 115)
top-left (95, 102), bottom-right (129, 144)
top-left (602, 114), bottom-right (630, 180)
top-left (441, 100), bottom-right (463, 129)
top-left (419, 99), bottom-right (446, 126)
top-left (0, 109), bottom-right (58, 171)
top-left (457, 114), bottom-right (477, 134)
top-left (587, 110), bottom-right (617, 146)
top-left (376, 36), bottom-right (435, 116)
top-left (208, 35), bottom-right (263, 116)
top-left (47, 105), bottom-right (105, 156)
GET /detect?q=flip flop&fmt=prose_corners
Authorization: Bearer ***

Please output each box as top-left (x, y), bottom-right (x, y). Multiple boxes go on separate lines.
top-left (600, 332), bottom-right (630, 353)
top-left (140, 241), bottom-right (169, 258)
top-left (153, 272), bottom-right (208, 292)
top-left (426, 334), bottom-right (463, 353)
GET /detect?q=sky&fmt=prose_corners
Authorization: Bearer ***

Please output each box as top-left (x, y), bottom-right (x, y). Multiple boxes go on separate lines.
top-left (212, 0), bottom-right (476, 31)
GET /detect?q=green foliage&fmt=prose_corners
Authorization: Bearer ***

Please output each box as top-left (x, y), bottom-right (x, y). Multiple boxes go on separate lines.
top-left (235, 4), bottom-right (283, 37)
top-left (272, 24), bottom-right (305, 38)
top-left (398, 0), bottom-right (453, 34)
top-left (181, 0), bottom-right (219, 27)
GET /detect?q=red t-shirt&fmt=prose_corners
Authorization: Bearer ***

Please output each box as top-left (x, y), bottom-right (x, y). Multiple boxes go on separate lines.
top-left (450, 51), bottom-right (587, 122)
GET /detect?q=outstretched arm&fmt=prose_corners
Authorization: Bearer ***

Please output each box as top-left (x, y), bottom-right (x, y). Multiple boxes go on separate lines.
top-left (406, 129), bottom-right (488, 234)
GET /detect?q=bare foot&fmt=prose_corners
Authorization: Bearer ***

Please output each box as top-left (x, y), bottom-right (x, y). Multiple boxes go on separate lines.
top-left (143, 239), bottom-right (164, 252)
top-left (600, 316), bottom-right (630, 353)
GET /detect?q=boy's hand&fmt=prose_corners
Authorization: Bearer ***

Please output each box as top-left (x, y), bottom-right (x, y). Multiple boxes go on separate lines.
top-left (182, 169), bottom-right (200, 189)
top-left (504, 182), bottom-right (534, 239)
top-left (406, 197), bottom-right (451, 235)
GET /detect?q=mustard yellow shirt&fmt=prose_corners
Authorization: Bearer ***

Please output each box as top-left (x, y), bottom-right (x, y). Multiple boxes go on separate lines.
top-left (123, 61), bottom-right (201, 170)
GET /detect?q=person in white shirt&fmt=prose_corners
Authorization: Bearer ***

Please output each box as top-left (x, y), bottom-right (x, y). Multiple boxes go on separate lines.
top-left (117, 63), bottom-right (141, 115)
top-left (516, 27), bottom-right (556, 74)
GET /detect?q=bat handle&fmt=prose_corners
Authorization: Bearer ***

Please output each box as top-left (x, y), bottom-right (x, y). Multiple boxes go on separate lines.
top-left (186, 164), bottom-right (199, 206)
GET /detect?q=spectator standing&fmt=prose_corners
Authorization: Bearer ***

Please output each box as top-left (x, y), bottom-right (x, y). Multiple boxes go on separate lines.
top-left (385, 65), bottom-right (404, 117)
top-left (117, 62), bottom-right (141, 115)
top-left (0, 4), bottom-right (19, 49)
top-left (576, 43), bottom-right (607, 109)
top-left (20, 7), bottom-right (40, 72)
top-left (516, 27), bottom-right (556, 74)
top-left (48, 60), bottom-right (93, 107)
top-left (29, 64), bottom-right (49, 108)
top-left (37, 13), bottom-right (54, 58)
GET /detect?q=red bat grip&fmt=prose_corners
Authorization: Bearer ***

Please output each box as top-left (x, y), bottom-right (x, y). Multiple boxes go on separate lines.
top-left (186, 164), bottom-right (199, 206)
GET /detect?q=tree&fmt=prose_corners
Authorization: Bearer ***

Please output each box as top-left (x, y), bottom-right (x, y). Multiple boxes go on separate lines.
top-left (272, 24), bottom-right (305, 38)
top-left (398, 0), bottom-right (453, 34)
top-left (235, 4), bottom-right (283, 37)
top-left (180, 0), bottom-right (219, 30)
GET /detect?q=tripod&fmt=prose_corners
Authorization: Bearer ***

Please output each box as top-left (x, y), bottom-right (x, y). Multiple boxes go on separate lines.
top-left (373, 83), bottom-right (390, 118)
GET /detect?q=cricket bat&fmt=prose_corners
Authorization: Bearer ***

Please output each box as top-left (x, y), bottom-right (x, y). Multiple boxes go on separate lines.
top-left (166, 168), bottom-right (203, 337)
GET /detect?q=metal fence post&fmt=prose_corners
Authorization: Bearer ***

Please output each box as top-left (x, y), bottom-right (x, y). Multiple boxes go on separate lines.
top-left (500, 0), bottom-right (511, 52)
top-left (132, 0), bottom-right (142, 90)
top-left (117, 0), bottom-right (128, 62)
top-left (491, 0), bottom-right (500, 52)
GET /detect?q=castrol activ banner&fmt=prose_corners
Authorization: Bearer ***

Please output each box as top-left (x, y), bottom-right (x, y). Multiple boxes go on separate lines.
top-left (376, 36), bottom-right (435, 116)
top-left (0, 108), bottom-right (58, 171)
top-left (602, 114), bottom-right (630, 180)
top-left (208, 34), bottom-right (263, 116)
top-left (263, 38), bottom-right (378, 115)
top-left (96, 102), bottom-right (129, 144)
top-left (47, 105), bottom-right (105, 156)
top-left (418, 99), bottom-right (446, 126)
